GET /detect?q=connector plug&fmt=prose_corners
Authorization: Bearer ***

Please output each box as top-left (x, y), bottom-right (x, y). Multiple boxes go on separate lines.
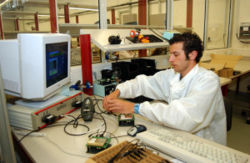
top-left (42, 114), bottom-right (57, 124)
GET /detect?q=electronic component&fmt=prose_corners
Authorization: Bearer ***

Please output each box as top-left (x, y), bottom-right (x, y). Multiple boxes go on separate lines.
top-left (93, 82), bottom-right (116, 97)
top-left (81, 97), bottom-right (95, 122)
top-left (86, 141), bottom-right (170, 163)
top-left (108, 35), bottom-right (121, 44)
top-left (7, 91), bottom-right (82, 130)
top-left (239, 22), bottom-right (250, 39)
top-left (86, 136), bottom-right (111, 154)
top-left (118, 114), bottom-right (135, 126)
top-left (93, 68), bottom-right (117, 97)
top-left (42, 114), bottom-right (57, 124)
top-left (127, 124), bottom-right (147, 137)
top-left (0, 33), bottom-right (71, 100)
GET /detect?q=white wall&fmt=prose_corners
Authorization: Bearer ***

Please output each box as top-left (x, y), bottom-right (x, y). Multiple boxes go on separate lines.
top-left (192, 0), bottom-right (205, 39)
top-left (3, 19), bottom-right (15, 32)
top-left (173, 0), bottom-right (186, 28)
top-left (231, 0), bottom-right (250, 54)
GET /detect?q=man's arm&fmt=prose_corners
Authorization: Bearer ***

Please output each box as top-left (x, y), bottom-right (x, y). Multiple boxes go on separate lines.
top-left (117, 70), bottom-right (172, 101)
top-left (138, 74), bottom-right (224, 133)
top-left (103, 69), bottom-right (172, 113)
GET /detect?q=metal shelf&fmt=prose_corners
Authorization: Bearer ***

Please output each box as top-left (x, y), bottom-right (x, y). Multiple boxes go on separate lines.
top-left (79, 29), bottom-right (169, 52)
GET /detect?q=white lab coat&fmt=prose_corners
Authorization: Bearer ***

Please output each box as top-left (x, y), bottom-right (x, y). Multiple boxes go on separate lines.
top-left (116, 64), bottom-right (227, 145)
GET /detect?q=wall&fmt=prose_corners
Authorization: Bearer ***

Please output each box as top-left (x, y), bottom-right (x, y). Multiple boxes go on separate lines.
top-left (206, 0), bottom-right (229, 49)
top-left (192, 0), bottom-right (205, 39)
top-left (231, 0), bottom-right (250, 55)
top-left (3, 19), bottom-right (15, 32)
top-left (173, 0), bottom-right (187, 28)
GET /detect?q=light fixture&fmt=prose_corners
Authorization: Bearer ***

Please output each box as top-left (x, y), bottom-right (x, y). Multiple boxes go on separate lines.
top-left (38, 14), bottom-right (64, 18)
top-left (69, 7), bottom-right (98, 12)
top-left (38, 14), bottom-right (50, 17)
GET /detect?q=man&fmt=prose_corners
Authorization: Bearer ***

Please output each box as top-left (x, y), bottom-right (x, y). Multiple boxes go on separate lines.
top-left (103, 32), bottom-right (227, 145)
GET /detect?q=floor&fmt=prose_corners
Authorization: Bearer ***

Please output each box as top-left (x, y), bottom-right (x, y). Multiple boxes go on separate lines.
top-left (226, 90), bottom-right (250, 154)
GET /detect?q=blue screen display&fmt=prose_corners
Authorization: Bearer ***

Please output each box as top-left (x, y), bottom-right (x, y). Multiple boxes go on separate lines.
top-left (46, 42), bottom-right (68, 88)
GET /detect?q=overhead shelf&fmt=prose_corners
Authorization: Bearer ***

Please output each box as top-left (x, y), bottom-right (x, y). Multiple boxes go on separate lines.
top-left (80, 29), bottom-right (169, 52)
top-left (59, 24), bottom-right (166, 37)
top-left (4, 31), bottom-right (51, 34)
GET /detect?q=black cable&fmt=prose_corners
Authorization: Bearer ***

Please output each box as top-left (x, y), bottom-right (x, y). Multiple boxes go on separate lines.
top-left (18, 112), bottom-right (86, 142)
top-left (63, 119), bottom-right (90, 136)
top-left (18, 129), bottom-right (40, 143)
top-left (92, 95), bottom-right (106, 114)
top-left (66, 114), bottom-right (77, 119)
top-left (87, 97), bottom-right (109, 136)
top-left (92, 112), bottom-right (107, 137)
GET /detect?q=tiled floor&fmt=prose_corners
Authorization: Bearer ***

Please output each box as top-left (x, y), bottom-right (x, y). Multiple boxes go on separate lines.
top-left (226, 91), bottom-right (250, 154)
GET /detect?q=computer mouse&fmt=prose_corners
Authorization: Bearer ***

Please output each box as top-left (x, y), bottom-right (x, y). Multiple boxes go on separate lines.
top-left (127, 124), bottom-right (147, 137)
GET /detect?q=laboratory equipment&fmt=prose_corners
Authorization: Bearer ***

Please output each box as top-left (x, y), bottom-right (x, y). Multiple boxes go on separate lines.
top-left (0, 33), bottom-right (71, 100)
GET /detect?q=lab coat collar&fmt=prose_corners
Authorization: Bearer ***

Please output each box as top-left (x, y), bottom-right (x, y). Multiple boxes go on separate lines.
top-left (171, 64), bottom-right (199, 83)
top-left (181, 64), bottom-right (199, 83)
top-left (169, 64), bottom-right (199, 101)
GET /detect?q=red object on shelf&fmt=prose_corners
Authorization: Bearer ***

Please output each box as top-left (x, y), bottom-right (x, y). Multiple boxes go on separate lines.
top-left (80, 34), bottom-right (93, 95)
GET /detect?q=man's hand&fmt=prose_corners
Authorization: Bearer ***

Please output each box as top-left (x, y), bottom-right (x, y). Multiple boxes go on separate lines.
top-left (105, 98), bottom-right (135, 114)
top-left (102, 89), bottom-right (120, 110)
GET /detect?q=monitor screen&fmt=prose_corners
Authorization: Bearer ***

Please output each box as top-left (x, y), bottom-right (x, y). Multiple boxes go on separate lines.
top-left (46, 42), bottom-right (68, 88)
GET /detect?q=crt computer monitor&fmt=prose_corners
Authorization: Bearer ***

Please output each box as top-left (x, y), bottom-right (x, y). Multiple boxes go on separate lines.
top-left (0, 33), bottom-right (71, 101)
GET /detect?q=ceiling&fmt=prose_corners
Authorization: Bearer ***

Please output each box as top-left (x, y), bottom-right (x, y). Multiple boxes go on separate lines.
top-left (1, 0), bottom-right (142, 19)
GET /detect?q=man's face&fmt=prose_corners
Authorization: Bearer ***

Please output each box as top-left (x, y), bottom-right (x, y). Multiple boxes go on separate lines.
top-left (169, 42), bottom-right (190, 74)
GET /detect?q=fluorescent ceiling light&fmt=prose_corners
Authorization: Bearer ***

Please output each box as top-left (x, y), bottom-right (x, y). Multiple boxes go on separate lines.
top-left (38, 14), bottom-right (50, 17)
top-left (69, 7), bottom-right (98, 12)
top-left (38, 14), bottom-right (64, 18)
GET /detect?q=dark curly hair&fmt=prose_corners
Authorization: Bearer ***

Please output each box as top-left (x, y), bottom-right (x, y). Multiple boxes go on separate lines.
top-left (169, 32), bottom-right (204, 63)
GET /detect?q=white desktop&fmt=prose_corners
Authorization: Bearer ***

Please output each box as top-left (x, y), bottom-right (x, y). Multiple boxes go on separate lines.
top-left (0, 33), bottom-right (71, 101)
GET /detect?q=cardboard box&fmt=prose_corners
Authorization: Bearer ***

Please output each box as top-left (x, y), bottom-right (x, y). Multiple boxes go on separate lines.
top-left (200, 54), bottom-right (242, 78)
top-left (199, 62), bottom-right (224, 75)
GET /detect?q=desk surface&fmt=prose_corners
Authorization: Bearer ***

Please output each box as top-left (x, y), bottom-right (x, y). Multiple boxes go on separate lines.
top-left (15, 109), bottom-right (126, 162)
top-left (15, 109), bottom-right (176, 162)
top-left (220, 77), bottom-right (232, 87)
top-left (232, 59), bottom-right (250, 79)
top-left (14, 100), bottom-right (250, 163)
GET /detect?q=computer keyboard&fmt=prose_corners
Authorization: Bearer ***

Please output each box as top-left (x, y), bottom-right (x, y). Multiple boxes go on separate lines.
top-left (136, 128), bottom-right (250, 163)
